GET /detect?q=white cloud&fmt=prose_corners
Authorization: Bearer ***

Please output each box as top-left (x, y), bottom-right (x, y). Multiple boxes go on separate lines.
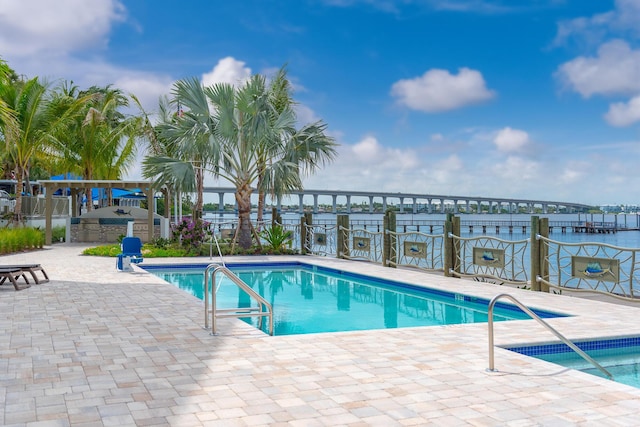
top-left (556, 40), bottom-right (640, 98)
top-left (295, 104), bottom-right (320, 124)
top-left (492, 156), bottom-right (538, 183)
top-left (553, 0), bottom-right (640, 47)
top-left (604, 95), bottom-right (640, 126)
top-left (201, 57), bottom-right (252, 87)
top-left (493, 127), bottom-right (531, 153)
top-left (351, 136), bottom-right (381, 162)
top-left (0, 0), bottom-right (125, 57)
top-left (114, 74), bottom-right (174, 114)
top-left (390, 67), bottom-right (495, 112)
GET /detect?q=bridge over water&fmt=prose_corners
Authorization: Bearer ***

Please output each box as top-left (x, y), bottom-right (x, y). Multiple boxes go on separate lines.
top-left (203, 187), bottom-right (592, 214)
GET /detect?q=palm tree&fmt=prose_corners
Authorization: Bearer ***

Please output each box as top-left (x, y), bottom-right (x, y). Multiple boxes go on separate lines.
top-left (0, 76), bottom-right (79, 220)
top-left (48, 84), bottom-right (139, 210)
top-left (154, 78), bottom-right (217, 220)
top-left (0, 59), bottom-right (18, 179)
top-left (143, 69), bottom-right (337, 249)
top-left (133, 94), bottom-right (178, 217)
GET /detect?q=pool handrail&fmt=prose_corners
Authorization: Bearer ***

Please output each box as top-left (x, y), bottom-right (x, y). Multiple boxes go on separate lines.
top-left (487, 293), bottom-right (612, 380)
top-left (204, 263), bottom-right (274, 336)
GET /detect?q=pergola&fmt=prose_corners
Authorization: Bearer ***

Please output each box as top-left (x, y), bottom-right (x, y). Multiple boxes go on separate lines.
top-left (39, 180), bottom-right (162, 245)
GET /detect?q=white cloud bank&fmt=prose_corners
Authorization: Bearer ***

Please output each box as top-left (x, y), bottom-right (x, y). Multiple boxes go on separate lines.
top-left (390, 67), bottom-right (495, 112)
top-left (0, 0), bottom-right (125, 57)
top-left (554, 2), bottom-right (640, 129)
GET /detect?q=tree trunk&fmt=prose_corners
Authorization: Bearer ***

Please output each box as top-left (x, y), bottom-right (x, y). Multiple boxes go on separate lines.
top-left (256, 173), bottom-right (265, 229)
top-left (85, 186), bottom-right (93, 212)
top-left (195, 166), bottom-right (204, 221)
top-left (235, 183), bottom-right (253, 249)
top-left (12, 165), bottom-right (25, 223)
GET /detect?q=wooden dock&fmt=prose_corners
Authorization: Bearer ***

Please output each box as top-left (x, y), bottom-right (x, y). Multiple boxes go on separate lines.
top-left (572, 222), bottom-right (617, 234)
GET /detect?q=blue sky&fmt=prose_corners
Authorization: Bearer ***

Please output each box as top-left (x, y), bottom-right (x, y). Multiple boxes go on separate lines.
top-left (1, 0), bottom-right (640, 206)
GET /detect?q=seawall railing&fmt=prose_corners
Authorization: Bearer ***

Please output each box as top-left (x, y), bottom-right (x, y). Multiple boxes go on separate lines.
top-left (206, 213), bottom-right (640, 302)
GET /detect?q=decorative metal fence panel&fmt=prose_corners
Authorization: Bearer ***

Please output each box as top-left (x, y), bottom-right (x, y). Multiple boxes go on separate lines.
top-left (343, 227), bottom-right (384, 263)
top-left (304, 223), bottom-right (337, 256)
top-left (537, 235), bottom-right (640, 299)
top-left (449, 234), bottom-right (529, 286)
top-left (389, 230), bottom-right (444, 271)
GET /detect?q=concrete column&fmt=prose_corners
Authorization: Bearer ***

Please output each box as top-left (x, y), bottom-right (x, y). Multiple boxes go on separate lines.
top-left (412, 197), bottom-right (418, 214)
top-left (368, 196), bottom-right (374, 213)
top-left (298, 194), bottom-right (304, 214)
top-left (440, 199), bottom-right (445, 214)
top-left (332, 195), bottom-right (337, 213)
top-left (313, 194), bottom-right (318, 214)
top-left (427, 198), bottom-right (432, 214)
top-left (147, 187), bottom-right (154, 243)
top-left (218, 193), bottom-right (225, 212)
top-left (382, 197), bottom-right (387, 212)
top-left (45, 184), bottom-right (53, 245)
top-left (346, 195), bottom-right (351, 213)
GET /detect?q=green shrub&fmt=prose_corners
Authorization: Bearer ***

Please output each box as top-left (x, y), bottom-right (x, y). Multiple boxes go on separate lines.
top-left (0, 226), bottom-right (45, 254)
top-left (260, 225), bottom-right (293, 250)
top-left (52, 226), bottom-right (66, 243)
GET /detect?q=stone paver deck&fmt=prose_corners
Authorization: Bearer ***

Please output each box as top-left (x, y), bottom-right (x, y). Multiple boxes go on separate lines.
top-left (2, 244), bottom-right (640, 426)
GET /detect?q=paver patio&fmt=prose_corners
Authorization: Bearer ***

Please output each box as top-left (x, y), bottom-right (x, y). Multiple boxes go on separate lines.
top-left (2, 244), bottom-right (640, 426)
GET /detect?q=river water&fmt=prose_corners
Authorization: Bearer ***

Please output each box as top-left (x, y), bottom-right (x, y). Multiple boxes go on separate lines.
top-left (204, 212), bottom-right (640, 249)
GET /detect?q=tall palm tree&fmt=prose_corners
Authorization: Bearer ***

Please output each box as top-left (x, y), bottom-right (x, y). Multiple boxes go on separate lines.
top-left (0, 76), bottom-right (80, 220)
top-left (133, 94), bottom-right (183, 219)
top-left (143, 69), bottom-right (337, 249)
top-left (0, 59), bottom-right (18, 179)
top-left (153, 78), bottom-right (218, 220)
top-left (256, 67), bottom-right (337, 224)
top-left (49, 84), bottom-right (139, 210)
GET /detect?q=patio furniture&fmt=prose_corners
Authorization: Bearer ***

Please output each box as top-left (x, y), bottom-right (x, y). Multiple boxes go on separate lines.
top-left (2, 264), bottom-right (49, 284)
top-left (116, 237), bottom-right (144, 271)
top-left (0, 267), bottom-right (30, 291)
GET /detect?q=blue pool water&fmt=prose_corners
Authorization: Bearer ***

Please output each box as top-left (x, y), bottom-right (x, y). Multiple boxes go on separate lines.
top-left (506, 337), bottom-right (640, 389)
top-left (143, 262), bottom-right (564, 335)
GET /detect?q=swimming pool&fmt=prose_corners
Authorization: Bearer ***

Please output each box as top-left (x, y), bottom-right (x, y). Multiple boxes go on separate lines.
top-left (506, 336), bottom-right (640, 389)
top-left (143, 261), bottom-right (564, 335)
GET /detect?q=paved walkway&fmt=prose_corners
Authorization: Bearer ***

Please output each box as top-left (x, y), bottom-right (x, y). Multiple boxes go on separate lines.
top-left (2, 244), bottom-right (640, 426)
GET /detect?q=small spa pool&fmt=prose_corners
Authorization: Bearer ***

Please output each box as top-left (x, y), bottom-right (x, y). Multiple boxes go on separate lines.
top-left (506, 337), bottom-right (640, 389)
top-left (143, 261), bottom-right (565, 336)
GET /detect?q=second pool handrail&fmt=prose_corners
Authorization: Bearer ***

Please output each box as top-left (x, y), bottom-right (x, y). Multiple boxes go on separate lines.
top-left (487, 293), bottom-right (612, 380)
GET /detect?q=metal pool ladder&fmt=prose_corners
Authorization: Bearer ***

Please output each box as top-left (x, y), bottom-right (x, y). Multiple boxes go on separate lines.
top-left (487, 293), bottom-right (612, 380)
top-left (203, 263), bottom-right (274, 336)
